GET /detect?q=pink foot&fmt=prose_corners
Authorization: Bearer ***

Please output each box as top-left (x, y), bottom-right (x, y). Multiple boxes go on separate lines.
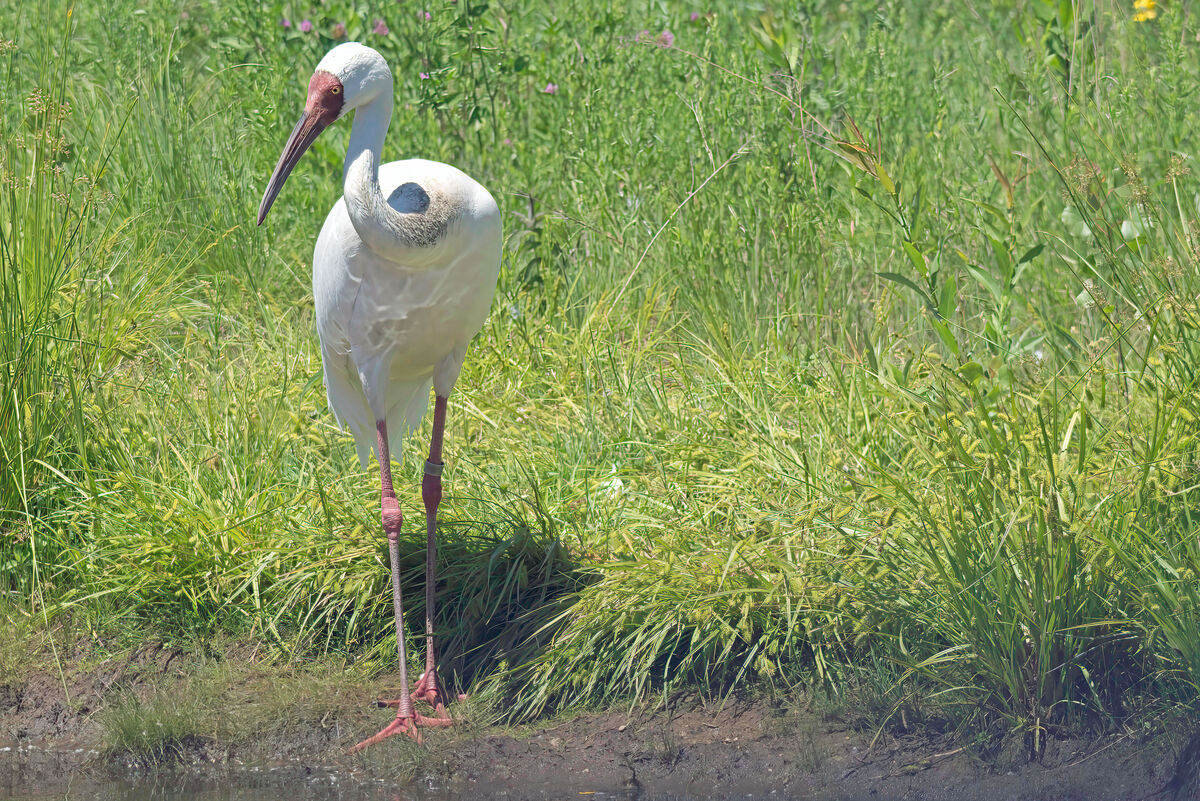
top-left (347, 706), bottom-right (455, 752)
top-left (410, 670), bottom-right (468, 712)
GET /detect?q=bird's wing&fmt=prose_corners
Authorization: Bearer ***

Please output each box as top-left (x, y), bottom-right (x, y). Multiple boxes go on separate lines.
top-left (313, 202), bottom-right (378, 466)
top-left (433, 344), bottom-right (468, 398)
top-left (320, 344), bottom-right (376, 469)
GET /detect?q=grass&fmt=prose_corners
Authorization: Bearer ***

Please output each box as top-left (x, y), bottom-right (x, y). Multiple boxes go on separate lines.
top-left (96, 651), bottom-right (409, 767)
top-left (2, 0), bottom-right (1199, 759)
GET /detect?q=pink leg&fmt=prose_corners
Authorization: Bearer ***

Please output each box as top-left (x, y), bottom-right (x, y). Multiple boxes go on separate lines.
top-left (411, 396), bottom-right (455, 716)
top-left (348, 420), bottom-right (450, 753)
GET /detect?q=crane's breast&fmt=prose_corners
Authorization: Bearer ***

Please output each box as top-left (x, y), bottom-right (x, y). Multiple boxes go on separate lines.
top-left (312, 160), bottom-right (501, 384)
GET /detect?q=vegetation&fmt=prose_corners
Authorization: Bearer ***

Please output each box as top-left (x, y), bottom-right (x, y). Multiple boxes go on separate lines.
top-left (3, 0), bottom-right (1199, 757)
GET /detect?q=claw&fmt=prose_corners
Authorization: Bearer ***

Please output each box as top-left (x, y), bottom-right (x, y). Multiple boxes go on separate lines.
top-left (348, 710), bottom-right (456, 753)
top-left (411, 670), bottom-right (443, 708)
top-left (351, 692), bottom-right (458, 753)
top-left (411, 669), bottom-right (468, 709)
top-left (348, 714), bottom-right (422, 751)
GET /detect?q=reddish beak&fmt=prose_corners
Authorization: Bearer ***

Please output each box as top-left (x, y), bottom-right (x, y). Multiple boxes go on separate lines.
top-left (257, 109), bottom-right (329, 225)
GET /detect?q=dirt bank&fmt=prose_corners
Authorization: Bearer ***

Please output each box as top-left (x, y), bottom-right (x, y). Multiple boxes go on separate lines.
top-left (1, 636), bottom-right (1197, 800)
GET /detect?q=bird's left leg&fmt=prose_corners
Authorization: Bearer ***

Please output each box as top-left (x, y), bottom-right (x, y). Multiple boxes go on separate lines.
top-left (410, 394), bottom-right (455, 718)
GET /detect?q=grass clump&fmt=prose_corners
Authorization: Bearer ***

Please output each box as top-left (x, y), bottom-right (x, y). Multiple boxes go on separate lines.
top-left (2, 0), bottom-right (1199, 752)
top-left (102, 692), bottom-right (205, 766)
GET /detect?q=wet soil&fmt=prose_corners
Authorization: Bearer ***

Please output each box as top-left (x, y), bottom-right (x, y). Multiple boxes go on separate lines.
top-left (1, 638), bottom-right (1198, 800)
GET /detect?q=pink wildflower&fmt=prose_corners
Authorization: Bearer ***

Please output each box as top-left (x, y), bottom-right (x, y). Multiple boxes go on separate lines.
top-left (298, 19), bottom-right (313, 32)
top-left (419, 72), bottom-right (430, 80)
top-left (373, 18), bottom-right (389, 35)
top-left (689, 12), bottom-right (699, 21)
top-left (657, 29), bottom-right (674, 46)
top-left (331, 22), bottom-right (347, 38)
top-left (419, 10), bottom-right (432, 20)
top-left (280, 18), bottom-right (291, 28)
top-left (543, 82), bottom-right (558, 94)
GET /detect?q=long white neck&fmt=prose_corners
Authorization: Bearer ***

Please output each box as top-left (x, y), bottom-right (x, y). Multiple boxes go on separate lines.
top-left (341, 93), bottom-right (451, 263)
top-left (343, 91), bottom-right (392, 189)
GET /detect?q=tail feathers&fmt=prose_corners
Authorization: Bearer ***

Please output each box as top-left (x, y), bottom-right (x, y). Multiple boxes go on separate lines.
top-left (371, 378), bottom-right (432, 466)
top-left (324, 380), bottom-right (376, 470)
top-left (322, 348), bottom-right (435, 469)
top-left (342, 385), bottom-right (432, 469)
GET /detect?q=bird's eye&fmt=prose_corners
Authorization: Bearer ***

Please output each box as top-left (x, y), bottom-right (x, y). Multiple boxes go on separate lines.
top-left (331, 87), bottom-right (341, 94)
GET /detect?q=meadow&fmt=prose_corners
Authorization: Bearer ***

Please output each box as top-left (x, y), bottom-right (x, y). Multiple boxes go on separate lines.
top-left (2, 0), bottom-right (1199, 757)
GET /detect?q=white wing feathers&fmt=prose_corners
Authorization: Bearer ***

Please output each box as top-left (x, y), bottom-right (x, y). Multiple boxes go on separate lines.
top-left (311, 158), bottom-right (501, 470)
top-left (320, 346), bottom-right (432, 469)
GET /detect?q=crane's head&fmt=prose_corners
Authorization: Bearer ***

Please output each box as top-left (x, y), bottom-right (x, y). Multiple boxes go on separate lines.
top-left (257, 43), bottom-right (393, 225)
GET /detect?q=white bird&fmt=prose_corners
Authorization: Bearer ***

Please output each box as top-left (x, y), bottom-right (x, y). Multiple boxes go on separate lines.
top-left (257, 42), bottom-right (502, 751)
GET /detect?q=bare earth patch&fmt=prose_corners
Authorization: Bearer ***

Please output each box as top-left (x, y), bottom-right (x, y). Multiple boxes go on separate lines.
top-left (0, 640), bottom-right (1196, 800)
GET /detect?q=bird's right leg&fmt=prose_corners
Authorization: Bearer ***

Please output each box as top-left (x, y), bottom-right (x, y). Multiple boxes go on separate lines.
top-left (348, 420), bottom-right (450, 752)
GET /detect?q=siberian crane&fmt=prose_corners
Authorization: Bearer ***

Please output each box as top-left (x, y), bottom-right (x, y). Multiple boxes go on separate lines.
top-left (257, 42), bottom-right (502, 751)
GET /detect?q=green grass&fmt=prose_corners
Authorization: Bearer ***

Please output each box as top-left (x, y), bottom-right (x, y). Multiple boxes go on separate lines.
top-left (3, 0), bottom-right (1200, 753)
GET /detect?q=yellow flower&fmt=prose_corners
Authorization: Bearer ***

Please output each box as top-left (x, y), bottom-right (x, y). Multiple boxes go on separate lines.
top-left (1133, 0), bottom-right (1158, 22)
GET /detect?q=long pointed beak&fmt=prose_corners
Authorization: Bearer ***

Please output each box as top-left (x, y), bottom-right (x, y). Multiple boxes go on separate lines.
top-left (257, 109), bottom-right (329, 225)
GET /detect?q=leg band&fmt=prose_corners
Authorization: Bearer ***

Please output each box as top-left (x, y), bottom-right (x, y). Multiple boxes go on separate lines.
top-left (424, 460), bottom-right (444, 477)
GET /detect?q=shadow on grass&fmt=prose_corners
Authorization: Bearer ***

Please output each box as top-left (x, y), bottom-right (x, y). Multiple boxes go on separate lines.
top-left (397, 520), bottom-right (589, 695)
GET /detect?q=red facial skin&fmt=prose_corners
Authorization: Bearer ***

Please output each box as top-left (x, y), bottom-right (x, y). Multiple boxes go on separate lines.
top-left (257, 71), bottom-right (345, 224)
top-left (306, 71), bottom-right (344, 124)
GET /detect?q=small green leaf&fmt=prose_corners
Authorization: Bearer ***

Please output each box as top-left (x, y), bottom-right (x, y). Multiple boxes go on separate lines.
top-left (878, 271), bottom-right (934, 310)
top-left (902, 241), bottom-right (926, 276)
top-left (998, 363), bottom-right (1015, 390)
top-left (1017, 243), bottom-right (1044, 265)
top-left (938, 275), bottom-right (957, 319)
top-left (957, 361), bottom-right (985, 384)
top-left (975, 200), bottom-right (1009, 223)
top-left (1061, 206), bottom-right (1091, 239)
top-left (966, 263), bottom-right (1003, 305)
top-left (876, 163), bottom-right (896, 195)
top-left (930, 316), bottom-right (960, 358)
top-left (1121, 206), bottom-right (1153, 241)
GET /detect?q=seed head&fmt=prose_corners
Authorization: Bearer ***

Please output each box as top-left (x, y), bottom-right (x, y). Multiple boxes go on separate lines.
top-left (1081, 278), bottom-right (1109, 310)
top-left (1168, 154), bottom-right (1191, 180)
top-left (1118, 153), bottom-right (1151, 204)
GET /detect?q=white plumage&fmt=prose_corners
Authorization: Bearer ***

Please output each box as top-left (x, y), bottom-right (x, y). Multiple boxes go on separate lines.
top-left (257, 42), bottom-right (501, 749)
top-left (313, 157), bottom-right (501, 466)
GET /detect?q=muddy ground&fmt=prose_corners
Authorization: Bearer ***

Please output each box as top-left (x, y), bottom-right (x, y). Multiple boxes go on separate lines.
top-left (1, 638), bottom-right (1199, 800)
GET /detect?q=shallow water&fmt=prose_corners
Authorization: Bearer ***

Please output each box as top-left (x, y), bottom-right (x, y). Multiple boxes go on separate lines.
top-left (0, 745), bottom-right (778, 801)
top-left (2, 775), bottom-right (392, 801)
top-left (2, 773), bottom-right (620, 801)
top-left (0, 768), bottom-right (717, 801)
